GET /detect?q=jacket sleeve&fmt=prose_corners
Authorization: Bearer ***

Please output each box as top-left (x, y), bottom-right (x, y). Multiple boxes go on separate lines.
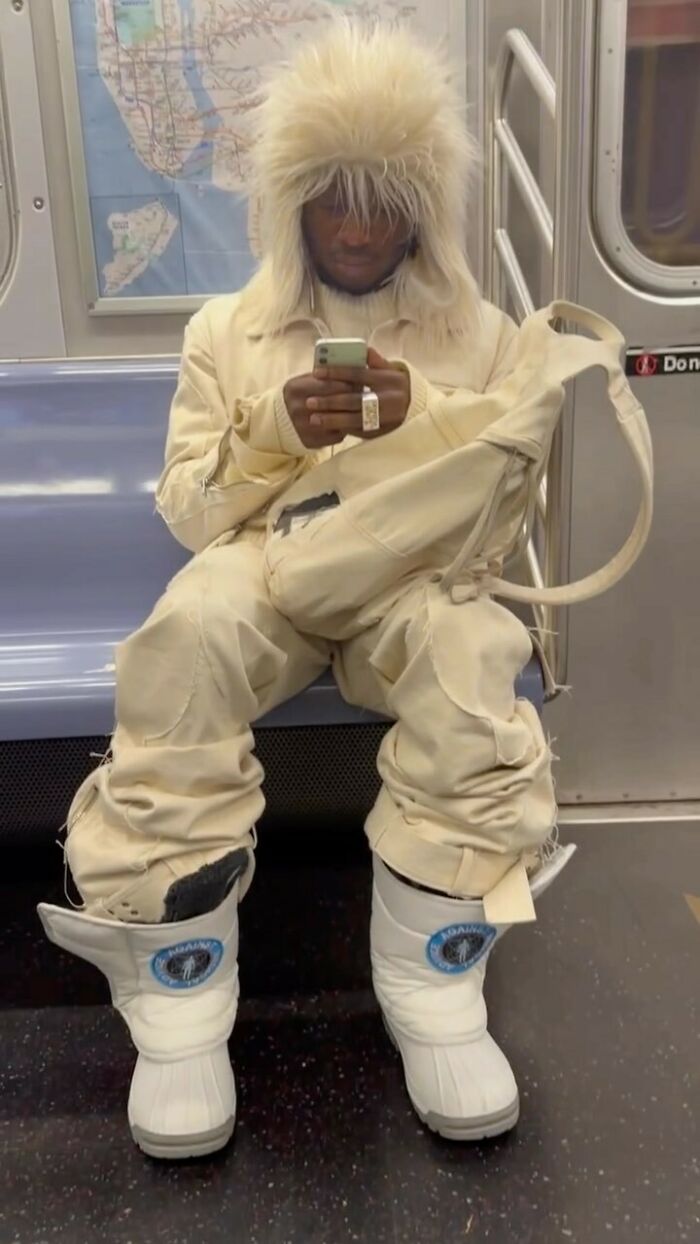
top-left (155, 309), bottom-right (310, 553)
top-left (396, 305), bottom-right (520, 446)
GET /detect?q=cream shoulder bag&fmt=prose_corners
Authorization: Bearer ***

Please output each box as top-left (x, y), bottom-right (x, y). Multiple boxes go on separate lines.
top-left (263, 302), bottom-right (653, 640)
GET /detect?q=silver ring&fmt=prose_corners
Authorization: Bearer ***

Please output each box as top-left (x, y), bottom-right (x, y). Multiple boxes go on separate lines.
top-left (361, 386), bottom-right (380, 433)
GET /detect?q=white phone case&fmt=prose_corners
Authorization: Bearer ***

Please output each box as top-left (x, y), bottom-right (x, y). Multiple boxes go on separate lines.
top-left (314, 338), bottom-right (368, 368)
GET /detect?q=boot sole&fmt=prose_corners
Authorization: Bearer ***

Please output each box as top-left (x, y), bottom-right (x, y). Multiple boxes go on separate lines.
top-left (382, 1017), bottom-right (520, 1141)
top-left (417, 1098), bottom-right (520, 1141)
top-left (131, 1116), bottom-right (235, 1160)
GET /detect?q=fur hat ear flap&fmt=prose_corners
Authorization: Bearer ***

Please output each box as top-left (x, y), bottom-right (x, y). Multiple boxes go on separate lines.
top-left (241, 20), bottom-right (481, 339)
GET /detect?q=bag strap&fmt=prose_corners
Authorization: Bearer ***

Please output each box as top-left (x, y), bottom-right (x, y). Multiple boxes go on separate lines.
top-left (443, 301), bottom-right (654, 607)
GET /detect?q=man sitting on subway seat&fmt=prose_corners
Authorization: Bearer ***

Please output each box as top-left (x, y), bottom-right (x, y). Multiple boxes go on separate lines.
top-left (38, 21), bottom-right (575, 1160)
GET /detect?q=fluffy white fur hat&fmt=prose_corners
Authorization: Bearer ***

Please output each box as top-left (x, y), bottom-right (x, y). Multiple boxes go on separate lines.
top-left (242, 20), bottom-right (481, 338)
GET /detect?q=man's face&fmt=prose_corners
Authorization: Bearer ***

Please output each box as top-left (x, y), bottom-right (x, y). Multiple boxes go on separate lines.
top-left (302, 178), bottom-right (414, 295)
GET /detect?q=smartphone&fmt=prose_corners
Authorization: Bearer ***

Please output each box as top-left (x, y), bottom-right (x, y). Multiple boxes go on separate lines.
top-left (314, 337), bottom-right (367, 370)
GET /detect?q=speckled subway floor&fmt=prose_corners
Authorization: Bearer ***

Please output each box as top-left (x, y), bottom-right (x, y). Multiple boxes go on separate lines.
top-left (0, 823), bottom-right (698, 1244)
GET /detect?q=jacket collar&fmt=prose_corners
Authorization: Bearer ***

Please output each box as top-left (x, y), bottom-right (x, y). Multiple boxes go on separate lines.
top-left (244, 269), bottom-right (418, 339)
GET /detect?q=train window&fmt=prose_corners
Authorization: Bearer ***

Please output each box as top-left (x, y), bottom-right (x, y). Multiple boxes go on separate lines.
top-left (0, 59), bottom-right (16, 296)
top-left (596, 0), bottom-right (700, 294)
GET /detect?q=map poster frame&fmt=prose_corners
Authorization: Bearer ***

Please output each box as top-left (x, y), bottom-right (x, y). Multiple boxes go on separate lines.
top-left (53, 0), bottom-right (204, 316)
top-left (51, 1), bottom-right (468, 317)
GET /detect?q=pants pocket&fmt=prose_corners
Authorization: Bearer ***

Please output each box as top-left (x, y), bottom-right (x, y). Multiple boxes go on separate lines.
top-left (115, 593), bottom-right (203, 744)
top-left (425, 589), bottom-right (537, 768)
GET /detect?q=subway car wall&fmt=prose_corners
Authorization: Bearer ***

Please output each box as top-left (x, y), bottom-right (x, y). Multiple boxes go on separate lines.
top-left (0, 4), bottom-right (698, 1243)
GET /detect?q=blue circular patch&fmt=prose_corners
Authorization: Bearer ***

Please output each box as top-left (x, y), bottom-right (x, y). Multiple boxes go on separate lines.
top-left (426, 923), bottom-right (497, 974)
top-left (151, 937), bottom-right (223, 990)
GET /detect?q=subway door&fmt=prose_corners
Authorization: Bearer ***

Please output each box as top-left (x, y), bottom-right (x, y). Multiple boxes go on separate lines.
top-left (475, 0), bottom-right (700, 810)
top-left (544, 0), bottom-right (700, 808)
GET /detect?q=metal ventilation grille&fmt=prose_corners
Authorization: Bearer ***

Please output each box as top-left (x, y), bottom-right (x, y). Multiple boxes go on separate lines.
top-left (0, 725), bottom-right (390, 839)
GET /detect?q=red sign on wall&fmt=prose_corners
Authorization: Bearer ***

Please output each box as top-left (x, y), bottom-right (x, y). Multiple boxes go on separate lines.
top-left (626, 347), bottom-right (700, 376)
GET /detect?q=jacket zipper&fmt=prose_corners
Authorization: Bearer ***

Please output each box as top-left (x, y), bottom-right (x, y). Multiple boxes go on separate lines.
top-left (200, 428), bottom-right (231, 496)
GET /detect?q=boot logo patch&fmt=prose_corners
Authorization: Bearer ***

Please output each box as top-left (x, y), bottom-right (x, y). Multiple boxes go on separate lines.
top-left (426, 923), bottom-right (496, 974)
top-left (151, 938), bottom-right (223, 989)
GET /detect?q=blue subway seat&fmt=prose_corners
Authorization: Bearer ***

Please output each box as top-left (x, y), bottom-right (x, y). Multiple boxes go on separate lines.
top-left (0, 360), bottom-right (543, 743)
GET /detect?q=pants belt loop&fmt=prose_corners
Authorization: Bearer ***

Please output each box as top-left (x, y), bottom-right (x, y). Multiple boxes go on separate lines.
top-left (483, 858), bottom-right (537, 925)
top-left (452, 846), bottom-right (479, 898)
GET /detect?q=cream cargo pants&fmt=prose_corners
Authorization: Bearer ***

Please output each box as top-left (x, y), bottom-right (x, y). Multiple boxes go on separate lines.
top-left (65, 537), bottom-right (556, 918)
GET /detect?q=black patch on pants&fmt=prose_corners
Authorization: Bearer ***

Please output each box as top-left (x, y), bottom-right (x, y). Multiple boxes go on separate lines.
top-left (273, 491), bottom-right (341, 537)
top-left (162, 847), bottom-right (249, 923)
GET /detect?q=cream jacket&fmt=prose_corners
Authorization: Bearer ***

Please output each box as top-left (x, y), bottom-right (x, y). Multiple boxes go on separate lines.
top-left (155, 284), bottom-right (519, 554)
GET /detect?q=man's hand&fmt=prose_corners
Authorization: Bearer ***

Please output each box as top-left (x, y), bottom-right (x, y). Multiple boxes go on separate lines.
top-left (306, 347), bottom-right (411, 441)
top-left (283, 373), bottom-right (361, 449)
